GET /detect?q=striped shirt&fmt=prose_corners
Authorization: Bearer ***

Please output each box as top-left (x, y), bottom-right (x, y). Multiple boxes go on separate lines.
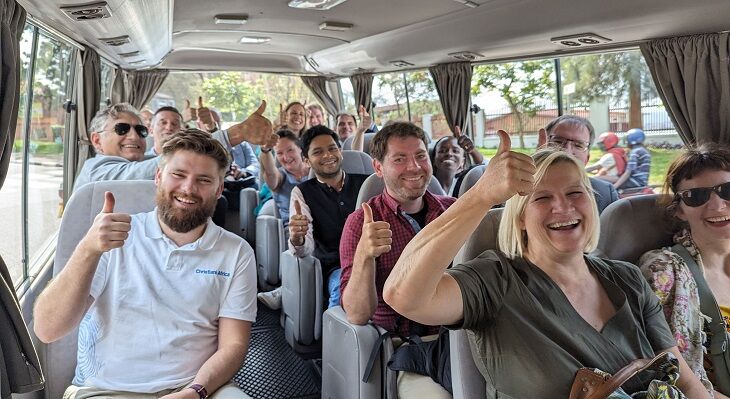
top-left (627, 146), bottom-right (651, 187)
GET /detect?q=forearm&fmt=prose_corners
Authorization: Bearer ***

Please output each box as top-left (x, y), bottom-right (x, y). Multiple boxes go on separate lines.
top-left (341, 251), bottom-right (378, 325)
top-left (258, 152), bottom-right (281, 189)
top-left (669, 347), bottom-right (712, 398)
top-left (383, 190), bottom-right (495, 317)
top-left (614, 169), bottom-right (631, 188)
top-left (351, 128), bottom-right (366, 152)
top-left (470, 149), bottom-right (484, 165)
top-left (191, 343), bottom-right (249, 394)
top-left (34, 241), bottom-right (99, 343)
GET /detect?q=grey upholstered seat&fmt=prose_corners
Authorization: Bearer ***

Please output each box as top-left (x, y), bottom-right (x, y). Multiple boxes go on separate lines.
top-left (342, 132), bottom-right (376, 155)
top-left (41, 180), bottom-right (157, 399)
top-left (255, 199), bottom-right (285, 290)
top-left (456, 164), bottom-right (487, 198)
top-left (280, 150), bottom-right (375, 354)
top-left (238, 187), bottom-right (259, 245)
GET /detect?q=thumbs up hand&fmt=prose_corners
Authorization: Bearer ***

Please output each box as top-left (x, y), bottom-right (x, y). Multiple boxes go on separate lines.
top-left (226, 101), bottom-right (274, 147)
top-left (454, 126), bottom-right (475, 154)
top-left (288, 199), bottom-right (309, 246)
top-left (83, 191), bottom-right (132, 255)
top-left (182, 99), bottom-right (197, 122)
top-left (357, 203), bottom-right (392, 259)
top-left (357, 105), bottom-right (372, 132)
top-left (474, 130), bottom-right (536, 205)
top-left (196, 97), bottom-right (217, 132)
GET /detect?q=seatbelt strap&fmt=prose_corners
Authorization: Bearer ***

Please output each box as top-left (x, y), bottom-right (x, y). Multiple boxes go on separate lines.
top-left (671, 244), bottom-right (730, 393)
top-left (363, 328), bottom-right (393, 383)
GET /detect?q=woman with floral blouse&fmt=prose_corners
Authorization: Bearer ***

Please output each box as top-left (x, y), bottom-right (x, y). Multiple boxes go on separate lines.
top-left (640, 144), bottom-right (730, 398)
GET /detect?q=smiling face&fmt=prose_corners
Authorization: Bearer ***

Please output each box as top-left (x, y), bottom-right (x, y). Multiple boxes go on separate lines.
top-left (275, 137), bottom-right (305, 174)
top-left (91, 111), bottom-right (146, 161)
top-left (155, 149), bottom-right (223, 233)
top-left (286, 103), bottom-right (306, 133)
top-left (308, 107), bottom-right (324, 127)
top-left (520, 161), bottom-right (595, 257)
top-left (336, 114), bottom-right (357, 140)
top-left (152, 110), bottom-right (183, 154)
top-left (375, 135), bottom-right (432, 203)
top-left (305, 134), bottom-right (342, 179)
top-left (674, 168), bottom-right (730, 242)
top-left (434, 137), bottom-right (466, 173)
top-left (548, 122), bottom-right (591, 164)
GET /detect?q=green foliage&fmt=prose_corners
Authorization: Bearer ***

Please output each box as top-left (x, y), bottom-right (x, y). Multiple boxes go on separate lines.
top-left (201, 72), bottom-right (263, 117)
top-left (373, 72), bottom-right (441, 123)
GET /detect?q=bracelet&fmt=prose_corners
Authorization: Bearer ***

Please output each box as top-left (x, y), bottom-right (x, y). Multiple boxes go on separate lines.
top-left (261, 147), bottom-right (272, 153)
top-left (189, 384), bottom-right (208, 399)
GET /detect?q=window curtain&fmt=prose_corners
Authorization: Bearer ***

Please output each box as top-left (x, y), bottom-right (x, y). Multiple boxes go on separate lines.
top-left (350, 73), bottom-right (374, 112)
top-left (301, 76), bottom-right (339, 117)
top-left (0, 1), bottom-right (45, 396)
top-left (640, 33), bottom-right (730, 145)
top-left (75, 45), bottom-right (101, 174)
top-left (429, 62), bottom-right (473, 134)
top-left (111, 69), bottom-right (169, 110)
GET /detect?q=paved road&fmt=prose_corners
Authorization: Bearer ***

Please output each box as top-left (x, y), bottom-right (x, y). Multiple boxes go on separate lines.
top-left (0, 160), bottom-right (64, 285)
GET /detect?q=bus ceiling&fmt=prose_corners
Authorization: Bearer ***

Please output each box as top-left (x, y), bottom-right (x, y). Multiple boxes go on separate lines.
top-left (16, 0), bottom-right (730, 75)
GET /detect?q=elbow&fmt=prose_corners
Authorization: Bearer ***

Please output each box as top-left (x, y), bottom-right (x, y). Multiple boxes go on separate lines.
top-left (383, 284), bottom-right (412, 316)
top-left (33, 322), bottom-right (61, 344)
top-left (345, 312), bottom-right (370, 326)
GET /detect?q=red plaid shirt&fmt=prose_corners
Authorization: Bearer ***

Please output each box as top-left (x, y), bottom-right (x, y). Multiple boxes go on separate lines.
top-left (339, 189), bottom-right (455, 336)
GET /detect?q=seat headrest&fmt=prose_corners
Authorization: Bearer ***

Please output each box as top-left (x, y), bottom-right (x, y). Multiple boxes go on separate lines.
top-left (356, 174), bottom-right (446, 207)
top-left (455, 208), bottom-right (503, 264)
top-left (308, 150), bottom-right (374, 178)
top-left (55, 180), bottom-right (157, 275)
top-left (594, 194), bottom-right (674, 264)
top-left (457, 164), bottom-right (487, 198)
top-left (342, 133), bottom-right (376, 154)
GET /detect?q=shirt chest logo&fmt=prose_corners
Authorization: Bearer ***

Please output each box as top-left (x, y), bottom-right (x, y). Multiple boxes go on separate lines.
top-left (195, 268), bottom-right (231, 278)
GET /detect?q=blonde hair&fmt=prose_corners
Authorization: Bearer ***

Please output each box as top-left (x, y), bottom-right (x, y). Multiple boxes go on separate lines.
top-left (497, 148), bottom-right (600, 258)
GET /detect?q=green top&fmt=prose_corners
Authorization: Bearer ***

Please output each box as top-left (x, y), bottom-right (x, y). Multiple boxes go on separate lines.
top-left (447, 251), bottom-right (676, 399)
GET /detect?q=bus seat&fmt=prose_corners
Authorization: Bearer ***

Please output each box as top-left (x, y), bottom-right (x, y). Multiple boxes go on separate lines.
top-left (451, 208), bottom-right (503, 399)
top-left (593, 194), bottom-right (674, 264)
top-left (256, 199), bottom-right (285, 290)
top-left (456, 164), bottom-right (487, 198)
top-left (44, 180), bottom-right (157, 399)
top-left (321, 306), bottom-right (397, 399)
top-left (342, 133), bottom-right (376, 155)
top-left (355, 174), bottom-right (445, 207)
top-left (280, 150), bottom-right (375, 354)
top-left (238, 187), bottom-right (258, 245)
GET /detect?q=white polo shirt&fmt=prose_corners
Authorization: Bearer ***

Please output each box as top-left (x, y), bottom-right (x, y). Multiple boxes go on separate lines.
top-left (73, 209), bottom-right (257, 393)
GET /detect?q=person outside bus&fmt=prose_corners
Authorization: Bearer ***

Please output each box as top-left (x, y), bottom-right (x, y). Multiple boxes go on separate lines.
top-left (35, 130), bottom-right (257, 399)
top-left (340, 122), bottom-right (455, 398)
top-left (614, 128), bottom-right (652, 190)
top-left (382, 138), bottom-right (711, 398)
top-left (640, 144), bottom-right (730, 398)
top-left (585, 131), bottom-right (627, 183)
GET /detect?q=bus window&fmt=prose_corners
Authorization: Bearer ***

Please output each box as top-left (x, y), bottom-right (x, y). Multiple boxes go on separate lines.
top-left (338, 77), bottom-right (356, 115)
top-left (372, 71), bottom-right (443, 138)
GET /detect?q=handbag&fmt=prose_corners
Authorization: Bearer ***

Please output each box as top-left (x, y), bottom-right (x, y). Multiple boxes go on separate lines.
top-left (569, 351), bottom-right (686, 399)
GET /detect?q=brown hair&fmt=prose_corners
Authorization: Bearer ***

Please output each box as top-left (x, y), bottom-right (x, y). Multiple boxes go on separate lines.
top-left (662, 143), bottom-right (730, 215)
top-left (370, 121), bottom-right (429, 162)
top-left (159, 128), bottom-right (231, 178)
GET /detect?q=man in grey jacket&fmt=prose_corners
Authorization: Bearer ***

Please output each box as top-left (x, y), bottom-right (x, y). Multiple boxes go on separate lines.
top-left (73, 102), bottom-right (273, 192)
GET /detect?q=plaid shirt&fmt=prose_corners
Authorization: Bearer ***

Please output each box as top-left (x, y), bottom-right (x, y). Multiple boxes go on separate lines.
top-left (340, 189), bottom-right (455, 336)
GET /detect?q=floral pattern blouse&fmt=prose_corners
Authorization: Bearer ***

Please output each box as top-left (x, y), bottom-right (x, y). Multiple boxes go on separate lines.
top-left (639, 228), bottom-right (714, 394)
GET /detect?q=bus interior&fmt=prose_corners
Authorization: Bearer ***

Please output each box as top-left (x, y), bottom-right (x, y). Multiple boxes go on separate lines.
top-left (4, 0), bottom-right (730, 398)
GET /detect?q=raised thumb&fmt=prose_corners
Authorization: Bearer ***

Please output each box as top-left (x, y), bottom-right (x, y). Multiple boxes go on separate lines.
top-left (254, 100), bottom-right (267, 116)
top-left (102, 191), bottom-right (115, 213)
top-left (454, 126), bottom-right (462, 138)
top-left (197, 96), bottom-right (204, 108)
top-left (537, 128), bottom-right (548, 148)
top-left (294, 199), bottom-right (302, 216)
top-left (496, 130), bottom-right (511, 154)
top-left (184, 99), bottom-right (191, 109)
top-left (362, 202), bottom-right (373, 223)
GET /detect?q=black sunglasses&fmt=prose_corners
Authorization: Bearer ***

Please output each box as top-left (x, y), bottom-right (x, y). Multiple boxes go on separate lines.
top-left (675, 182), bottom-right (730, 207)
top-left (110, 122), bottom-right (148, 138)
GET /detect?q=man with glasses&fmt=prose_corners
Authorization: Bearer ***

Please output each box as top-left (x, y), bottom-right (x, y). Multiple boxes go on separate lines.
top-left (73, 102), bottom-right (274, 192)
top-left (540, 115), bottom-right (619, 213)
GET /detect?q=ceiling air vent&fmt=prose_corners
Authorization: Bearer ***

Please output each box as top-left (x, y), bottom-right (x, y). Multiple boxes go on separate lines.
top-left (390, 60), bottom-right (414, 68)
top-left (550, 33), bottom-right (612, 48)
top-left (305, 56), bottom-right (320, 69)
top-left (319, 21), bottom-right (353, 32)
top-left (118, 51), bottom-right (140, 58)
top-left (448, 51), bottom-right (483, 61)
top-left (60, 2), bottom-right (111, 21)
top-left (128, 59), bottom-right (147, 66)
top-left (100, 36), bottom-right (131, 47)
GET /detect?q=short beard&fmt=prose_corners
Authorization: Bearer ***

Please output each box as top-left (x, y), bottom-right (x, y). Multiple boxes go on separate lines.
top-left (315, 167), bottom-right (341, 180)
top-left (156, 189), bottom-right (216, 233)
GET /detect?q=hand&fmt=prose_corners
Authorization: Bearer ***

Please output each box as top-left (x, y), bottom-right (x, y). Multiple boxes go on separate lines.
top-left (357, 203), bottom-right (392, 259)
top-left (196, 97), bottom-right (217, 132)
top-left (82, 192), bottom-right (132, 255)
top-left (473, 130), bottom-right (536, 204)
top-left (288, 200), bottom-right (309, 246)
top-left (536, 128), bottom-right (548, 149)
top-left (279, 103), bottom-right (286, 125)
top-left (182, 99), bottom-right (197, 122)
top-left (229, 164), bottom-right (246, 179)
top-left (160, 389), bottom-right (198, 399)
top-left (454, 126), bottom-right (474, 153)
top-left (261, 133), bottom-right (279, 152)
top-left (357, 105), bottom-right (372, 131)
top-left (226, 101), bottom-right (274, 146)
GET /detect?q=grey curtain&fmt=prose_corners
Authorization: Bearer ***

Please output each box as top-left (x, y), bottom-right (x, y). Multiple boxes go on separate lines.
top-left (0, 0), bottom-right (24, 190)
top-left (350, 73), bottom-right (374, 112)
top-left (75, 45), bottom-right (101, 172)
top-left (301, 76), bottom-right (339, 117)
top-left (111, 69), bottom-right (169, 110)
top-left (641, 33), bottom-right (730, 145)
top-left (429, 62), bottom-right (473, 133)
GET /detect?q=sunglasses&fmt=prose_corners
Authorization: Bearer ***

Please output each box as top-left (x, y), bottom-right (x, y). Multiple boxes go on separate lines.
top-left (109, 123), bottom-right (148, 138)
top-left (675, 182), bottom-right (730, 207)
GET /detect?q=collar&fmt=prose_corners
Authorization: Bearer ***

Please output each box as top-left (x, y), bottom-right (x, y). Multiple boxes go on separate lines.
top-left (380, 188), bottom-right (438, 215)
top-left (315, 170), bottom-right (346, 191)
top-left (281, 166), bottom-right (308, 184)
top-left (144, 208), bottom-right (219, 250)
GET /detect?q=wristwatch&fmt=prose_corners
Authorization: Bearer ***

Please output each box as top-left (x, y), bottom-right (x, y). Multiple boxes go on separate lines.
top-left (261, 147), bottom-right (272, 153)
top-left (189, 384), bottom-right (208, 399)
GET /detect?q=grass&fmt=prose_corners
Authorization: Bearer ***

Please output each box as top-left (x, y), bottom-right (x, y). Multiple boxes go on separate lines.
top-left (477, 147), bottom-right (682, 187)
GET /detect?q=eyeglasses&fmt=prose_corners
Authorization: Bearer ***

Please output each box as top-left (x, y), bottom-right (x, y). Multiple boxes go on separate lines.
top-left (108, 123), bottom-right (148, 138)
top-left (548, 135), bottom-right (589, 152)
top-left (675, 182), bottom-right (730, 207)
